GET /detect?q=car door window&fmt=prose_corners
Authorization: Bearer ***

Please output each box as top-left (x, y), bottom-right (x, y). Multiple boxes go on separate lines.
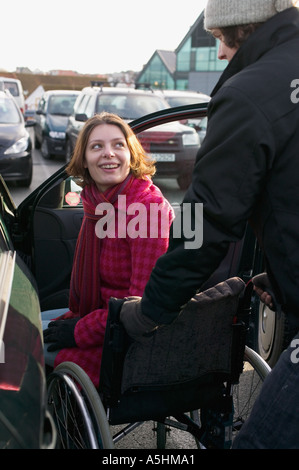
top-left (63, 177), bottom-right (83, 207)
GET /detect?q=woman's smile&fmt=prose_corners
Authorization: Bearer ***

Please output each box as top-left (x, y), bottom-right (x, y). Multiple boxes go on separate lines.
top-left (99, 163), bottom-right (121, 170)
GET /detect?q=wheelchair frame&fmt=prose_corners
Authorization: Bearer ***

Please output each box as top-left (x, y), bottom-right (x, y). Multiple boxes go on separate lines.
top-left (46, 280), bottom-right (271, 449)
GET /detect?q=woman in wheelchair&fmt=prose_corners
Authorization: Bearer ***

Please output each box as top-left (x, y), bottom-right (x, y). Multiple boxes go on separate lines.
top-left (43, 112), bottom-right (174, 387)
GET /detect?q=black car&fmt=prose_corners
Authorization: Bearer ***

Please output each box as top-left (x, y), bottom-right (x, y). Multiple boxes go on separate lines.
top-left (35, 90), bottom-right (79, 159)
top-left (0, 177), bottom-right (56, 448)
top-left (66, 85), bottom-right (200, 189)
top-left (0, 90), bottom-right (35, 187)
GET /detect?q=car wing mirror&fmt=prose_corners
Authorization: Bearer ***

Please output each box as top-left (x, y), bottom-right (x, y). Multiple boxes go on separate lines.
top-left (75, 113), bottom-right (88, 122)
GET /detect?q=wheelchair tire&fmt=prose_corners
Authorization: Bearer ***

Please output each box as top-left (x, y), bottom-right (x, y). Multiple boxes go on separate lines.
top-left (47, 362), bottom-right (114, 449)
top-left (155, 346), bottom-right (270, 449)
top-left (232, 346), bottom-right (271, 441)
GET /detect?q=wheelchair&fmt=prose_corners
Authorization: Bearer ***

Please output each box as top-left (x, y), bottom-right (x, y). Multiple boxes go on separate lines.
top-left (46, 277), bottom-right (271, 449)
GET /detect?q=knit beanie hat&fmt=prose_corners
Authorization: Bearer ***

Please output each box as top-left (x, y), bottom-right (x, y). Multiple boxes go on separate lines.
top-left (204, 0), bottom-right (295, 30)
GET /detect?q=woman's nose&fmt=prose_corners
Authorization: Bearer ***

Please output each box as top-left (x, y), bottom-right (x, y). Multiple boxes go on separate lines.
top-left (102, 146), bottom-right (114, 157)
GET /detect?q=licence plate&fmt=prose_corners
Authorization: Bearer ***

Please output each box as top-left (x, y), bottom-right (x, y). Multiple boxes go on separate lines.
top-left (149, 153), bottom-right (175, 162)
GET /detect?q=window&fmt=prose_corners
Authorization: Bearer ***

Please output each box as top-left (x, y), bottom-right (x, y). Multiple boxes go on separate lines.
top-left (3, 81), bottom-right (19, 97)
top-left (0, 96), bottom-right (20, 124)
top-left (191, 18), bottom-right (216, 48)
top-left (177, 39), bottom-right (191, 72)
top-left (63, 177), bottom-right (83, 208)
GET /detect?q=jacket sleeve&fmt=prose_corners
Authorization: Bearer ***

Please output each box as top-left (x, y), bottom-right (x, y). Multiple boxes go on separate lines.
top-left (142, 86), bottom-right (275, 324)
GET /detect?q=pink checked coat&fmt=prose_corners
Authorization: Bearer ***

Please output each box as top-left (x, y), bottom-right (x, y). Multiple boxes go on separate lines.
top-left (54, 177), bottom-right (174, 387)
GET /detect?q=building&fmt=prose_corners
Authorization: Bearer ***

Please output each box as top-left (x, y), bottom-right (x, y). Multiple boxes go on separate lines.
top-left (136, 50), bottom-right (176, 90)
top-left (136, 11), bottom-right (226, 95)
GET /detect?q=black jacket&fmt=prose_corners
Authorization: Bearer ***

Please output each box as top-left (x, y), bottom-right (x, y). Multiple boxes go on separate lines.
top-left (142, 7), bottom-right (299, 327)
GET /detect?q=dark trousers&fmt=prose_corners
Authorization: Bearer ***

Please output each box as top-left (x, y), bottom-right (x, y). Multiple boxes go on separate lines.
top-left (233, 330), bottom-right (299, 449)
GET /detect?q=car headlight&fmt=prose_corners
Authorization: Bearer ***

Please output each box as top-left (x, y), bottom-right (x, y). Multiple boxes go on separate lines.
top-left (49, 131), bottom-right (66, 139)
top-left (182, 132), bottom-right (200, 146)
top-left (4, 136), bottom-right (29, 155)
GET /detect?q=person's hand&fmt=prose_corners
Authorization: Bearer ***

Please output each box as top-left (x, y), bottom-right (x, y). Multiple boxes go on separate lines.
top-left (252, 272), bottom-right (275, 310)
top-left (120, 297), bottom-right (158, 342)
top-left (43, 318), bottom-right (79, 351)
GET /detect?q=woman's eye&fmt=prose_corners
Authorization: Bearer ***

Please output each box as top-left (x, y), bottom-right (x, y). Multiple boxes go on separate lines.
top-left (115, 142), bottom-right (125, 148)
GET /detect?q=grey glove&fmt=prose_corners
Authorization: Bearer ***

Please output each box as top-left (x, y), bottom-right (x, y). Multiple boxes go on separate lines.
top-left (120, 296), bottom-right (158, 342)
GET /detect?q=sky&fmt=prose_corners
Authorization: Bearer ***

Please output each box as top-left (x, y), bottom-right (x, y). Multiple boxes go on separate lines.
top-left (1, 0), bottom-right (208, 75)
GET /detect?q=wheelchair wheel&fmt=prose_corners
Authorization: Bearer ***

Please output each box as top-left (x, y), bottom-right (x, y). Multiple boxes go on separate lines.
top-left (155, 346), bottom-right (270, 449)
top-left (232, 345), bottom-right (271, 440)
top-left (47, 362), bottom-right (114, 449)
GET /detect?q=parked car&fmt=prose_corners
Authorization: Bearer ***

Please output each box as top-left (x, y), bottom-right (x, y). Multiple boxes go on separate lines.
top-left (0, 89), bottom-right (35, 187)
top-left (24, 108), bottom-right (36, 123)
top-left (0, 77), bottom-right (25, 114)
top-left (66, 85), bottom-right (201, 189)
top-left (159, 90), bottom-right (211, 144)
top-left (159, 89), bottom-right (211, 107)
top-left (35, 90), bottom-right (80, 159)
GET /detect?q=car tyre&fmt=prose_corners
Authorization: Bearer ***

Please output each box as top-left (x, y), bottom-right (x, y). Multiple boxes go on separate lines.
top-left (35, 134), bottom-right (41, 149)
top-left (41, 138), bottom-right (52, 159)
top-left (65, 140), bottom-right (73, 163)
top-left (16, 165), bottom-right (33, 188)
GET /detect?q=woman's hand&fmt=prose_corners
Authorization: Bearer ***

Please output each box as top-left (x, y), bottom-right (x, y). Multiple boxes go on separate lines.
top-left (44, 318), bottom-right (79, 351)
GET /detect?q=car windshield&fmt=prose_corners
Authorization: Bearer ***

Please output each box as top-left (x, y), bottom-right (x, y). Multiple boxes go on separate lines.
top-left (0, 97), bottom-right (20, 124)
top-left (48, 95), bottom-right (78, 116)
top-left (96, 94), bottom-right (169, 120)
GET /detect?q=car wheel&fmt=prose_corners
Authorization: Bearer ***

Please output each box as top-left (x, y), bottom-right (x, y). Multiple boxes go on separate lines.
top-left (41, 138), bottom-right (52, 159)
top-left (16, 165), bottom-right (33, 187)
top-left (65, 140), bottom-right (73, 163)
top-left (35, 134), bottom-right (41, 149)
top-left (177, 174), bottom-right (192, 190)
top-left (256, 301), bottom-right (287, 367)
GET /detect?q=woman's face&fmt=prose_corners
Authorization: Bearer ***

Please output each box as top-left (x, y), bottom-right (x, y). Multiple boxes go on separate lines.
top-left (84, 123), bottom-right (131, 192)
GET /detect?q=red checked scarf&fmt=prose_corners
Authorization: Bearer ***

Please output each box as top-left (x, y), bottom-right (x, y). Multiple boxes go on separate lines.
top-left (69, 174), bottom-right (135, 317)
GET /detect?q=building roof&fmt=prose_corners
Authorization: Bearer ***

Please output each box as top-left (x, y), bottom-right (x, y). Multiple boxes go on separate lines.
top-left (156, 50), bottom-right (176, 74)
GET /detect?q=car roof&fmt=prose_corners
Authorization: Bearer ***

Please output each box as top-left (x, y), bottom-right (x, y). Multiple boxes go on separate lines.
top-left (43, 90), bottom-right (80, 96)
top-left (0, 76), bottom-right (22, 84)
top-left (81, 86), bottom-right (160, 97)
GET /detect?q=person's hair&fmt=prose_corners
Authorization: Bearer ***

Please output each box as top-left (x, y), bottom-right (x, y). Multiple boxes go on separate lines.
top-left (66, 112), bottom-right (156, 187)
top-left (220, 23), bottom-right (263, 48)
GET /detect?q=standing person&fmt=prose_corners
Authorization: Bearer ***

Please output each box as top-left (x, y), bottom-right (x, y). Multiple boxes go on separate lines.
top-left (43, 112), bottom-right (174, 387)
top-left (119, 1), bottom-right (299, 448)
